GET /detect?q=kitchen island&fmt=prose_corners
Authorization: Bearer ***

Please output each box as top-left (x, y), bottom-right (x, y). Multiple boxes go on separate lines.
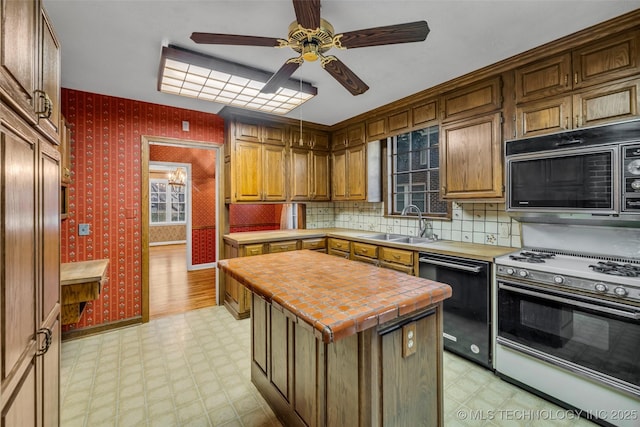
top-left (217, 250), bottom-right (452, 427)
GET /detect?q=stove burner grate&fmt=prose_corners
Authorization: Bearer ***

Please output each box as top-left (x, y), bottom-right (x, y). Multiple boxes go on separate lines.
top-left (589, 261), bottom-right (640, 277)
top-left (508, 251), bottom-right (556, 263)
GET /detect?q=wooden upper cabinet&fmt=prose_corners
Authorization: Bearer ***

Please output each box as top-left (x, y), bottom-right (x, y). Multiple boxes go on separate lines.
top-left (290, 148), bottom-right (311, 201)
top-left (573, 78), bottom-right (640, 128)
top-left (332, 122), bottom-right (365, 148)
top-left (37, 8), bottom-right (61, 144)
top-left (311, 150), bottom-right (330, 201)
top-left (440, 112), bottom-right (503, 200)
top-left (262, 144), bottom-right (286, 201)
top-left (388, 109), bottom-right (411, 133)
top-left (332, 144), bottom-right (366, 201)
top-left (515, 53), bottom-right (572, 103)
top-left (366, 117), bottom-right (387, 140)
top-left (441, 77), bottom-right (502, 122)
top-left (234, 120), bottom-right (288, 145)
top-left (291, 127), bottom-right (330, 150)
top-left (515, 95), bottom-right (572, 138)
top-left (412, 100), bottom-right (438, 128)
top-left (0, 0), bottom-right (39, 123)
top-left (234, 141), bottom-right (262, 201)
top-left (573, 30), bottom-right (640, 89)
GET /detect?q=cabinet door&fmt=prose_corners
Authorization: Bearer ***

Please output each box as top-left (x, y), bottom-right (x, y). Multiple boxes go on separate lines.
top-left (515, 96), bottom-right (572, 138)
top-left (40, 141), bottom-right (60, 325)
top-left (39, 315), bottom-right (60, 427)
top-left (234, 121), bottom-right (261, 143)
top-left (1, 104), bottom-right (37, 396)
top-left (2, 361), bottom-right (37, 427)
top-left (37, 9), bottom-right (61, 144)
top-left (346, 122), bottom-right (366, 146)
top-left (0, 0), bottom-right (38, 123)
top-left (388, 109), bottom-right (410, 134)
top-left (367, 117), bottom-right (387, 140)
top-left (573, 30), bottom-right (640, 89)
top-left (573, 78), bottom-right (639, 128)
top-left (441, 112), bottom-right (503, 200)
top-left (515, 53), bottom-right (572, 103)
top-left (262, 144), bottom-right (286, 201)
top-left (234, 141), bottom-right (262, 201)
top-left (262, 123), bottom-right (288, 145)
top-left (347, 144), bottom-right (366, 200)
top-left (311, 150), bottom-right (330, 201)
top-left (290, 148), bottom-right (310, 201)
top-left (441, 77), bottom-right (502, 122)
top-left (332, 150), bottom-right (347, 200)
top-left (311, 131), bottom-right (330, 150)
top-left (412, 100), bottom-right (438, 128)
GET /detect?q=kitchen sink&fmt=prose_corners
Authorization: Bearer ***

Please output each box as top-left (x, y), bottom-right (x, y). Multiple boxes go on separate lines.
top-left (359, 234), bottom-right (442, 245)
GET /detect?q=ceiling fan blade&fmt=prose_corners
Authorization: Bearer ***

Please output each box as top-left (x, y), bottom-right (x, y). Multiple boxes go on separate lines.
top-left (191, 32), bottom-right (281, 47)
top-left (323, 57), bottom-right (369, 96)
top-left (261, 60), bottom-right (302, 93)
top-left (293, 0), bottom-right (321, 29)
top-left (336, 21), bottom-right (429, 49)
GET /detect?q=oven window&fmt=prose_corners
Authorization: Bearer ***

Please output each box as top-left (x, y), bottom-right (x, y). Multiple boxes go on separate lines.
top-left (499, 285), bottom-right (640, 389)
top-left (509, 151), bottom-right (613, 209)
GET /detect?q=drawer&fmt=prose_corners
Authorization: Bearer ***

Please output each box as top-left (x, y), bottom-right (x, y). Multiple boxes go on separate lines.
top-left (301, 238), bottom-right (326, 250)
top-left (328, 238), bottom-right (351, 252)
top-left (379, 246), bottom-right (414, 266)
top-left (268, 240), bottom-right (298, 253)
top-left (379, 260), bottom-right (414, 275)
top-left (327, 248), bottom-right (349, 258)
top-left (244, 243), bottom-right (265, 257)
top-left (352, 241), bottom-right (378, 259)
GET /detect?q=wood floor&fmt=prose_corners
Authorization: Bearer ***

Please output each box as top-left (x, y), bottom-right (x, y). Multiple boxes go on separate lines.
top-left (149, 244), bottom-right (216, 319)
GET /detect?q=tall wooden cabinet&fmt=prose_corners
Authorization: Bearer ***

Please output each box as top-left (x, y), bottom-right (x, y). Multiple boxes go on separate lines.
top-left (0, 1), bottom-right (61, 425)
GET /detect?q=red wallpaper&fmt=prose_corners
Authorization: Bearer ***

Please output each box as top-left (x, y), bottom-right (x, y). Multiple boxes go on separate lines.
top-left (229, 204), bottom-right (282, 232)
top-left (149, 145), bottom-right (217, 264)
top-left (61, 88), bottom-right (224, 330)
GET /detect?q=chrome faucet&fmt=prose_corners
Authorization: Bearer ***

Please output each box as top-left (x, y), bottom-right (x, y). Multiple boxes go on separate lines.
top-left (401, 204), bottom-right (427, 237)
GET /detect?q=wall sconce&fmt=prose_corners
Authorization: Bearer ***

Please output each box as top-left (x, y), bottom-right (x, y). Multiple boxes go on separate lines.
top-left (158, 45), bottom-right (317, 115)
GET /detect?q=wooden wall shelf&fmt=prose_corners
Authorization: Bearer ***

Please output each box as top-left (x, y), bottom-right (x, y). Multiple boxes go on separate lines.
top-left (60, 259), bottom-right (109, 325)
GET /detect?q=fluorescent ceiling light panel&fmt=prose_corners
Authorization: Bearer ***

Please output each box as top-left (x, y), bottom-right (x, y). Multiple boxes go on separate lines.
top-left (158, 45), bottom-right (317, 114)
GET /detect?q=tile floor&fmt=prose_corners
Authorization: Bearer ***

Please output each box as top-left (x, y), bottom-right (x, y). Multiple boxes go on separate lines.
top-left (61, 306), bottom-right (597, 426)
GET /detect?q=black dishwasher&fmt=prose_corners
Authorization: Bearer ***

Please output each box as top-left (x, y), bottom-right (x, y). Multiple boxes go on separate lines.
top-left (419, 252), bottom-right (492, 368)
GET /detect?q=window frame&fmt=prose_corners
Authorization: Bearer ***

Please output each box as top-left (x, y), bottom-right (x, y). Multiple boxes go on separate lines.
top-left (150, 178), bottom-right (187, 225)
top-left (386, 125), bottom-right (451, 219)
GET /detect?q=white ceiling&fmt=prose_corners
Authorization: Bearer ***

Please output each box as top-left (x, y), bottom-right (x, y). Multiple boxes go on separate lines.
top-left (43, 0), bottom-right (640, 126)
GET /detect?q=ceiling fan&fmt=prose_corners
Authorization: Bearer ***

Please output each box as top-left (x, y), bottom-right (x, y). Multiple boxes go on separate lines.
top-left (190, 0), bottom-right (429, 96)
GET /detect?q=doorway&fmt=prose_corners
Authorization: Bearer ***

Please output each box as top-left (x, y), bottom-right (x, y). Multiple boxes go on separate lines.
top-left (141, 136), bottom-right (222, 322)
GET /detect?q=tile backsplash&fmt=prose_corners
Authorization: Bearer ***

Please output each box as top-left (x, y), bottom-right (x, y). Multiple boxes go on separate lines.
top-left (305, 201), bottom-right (522, 248)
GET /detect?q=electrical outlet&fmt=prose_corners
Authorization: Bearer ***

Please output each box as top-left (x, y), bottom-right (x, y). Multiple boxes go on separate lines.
top-left (78, 223), bottom-right (90, 236)
top-left (402, 322), bottom-right (417, 358)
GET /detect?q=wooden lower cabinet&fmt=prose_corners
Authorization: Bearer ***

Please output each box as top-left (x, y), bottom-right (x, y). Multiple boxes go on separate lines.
top-left (251, 295), bottom-right (443, 427)
top-left (1, 101), bottom-right (60, 426)
top-left (327, 238), bottom-right (351, 258)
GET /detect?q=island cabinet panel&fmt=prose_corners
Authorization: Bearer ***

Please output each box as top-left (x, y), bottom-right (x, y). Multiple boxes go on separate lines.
top-left (250, 294), bottom-right (444, 427)
top-left (380, 310), bottom-right (439, 426)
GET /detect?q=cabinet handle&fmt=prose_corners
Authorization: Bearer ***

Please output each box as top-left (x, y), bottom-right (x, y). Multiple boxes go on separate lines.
top-left (36, 327), bottom-right (52, 356)
top-left (575, 115), bottom-right (580, 128)
top-left (564, 74), bottom-right (568, 86)
top-left (393, 254), bottom-right (401, 260)
top-left (33, 90), bottom-right (52, 119)
top-left (564, 117), bottom-right (569, 129)
top-left (574, 72), bottom-right (578, 85)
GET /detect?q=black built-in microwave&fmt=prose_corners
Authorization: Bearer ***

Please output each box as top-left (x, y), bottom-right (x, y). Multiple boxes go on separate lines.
top-left (506, 119), bottom-right (640, 216)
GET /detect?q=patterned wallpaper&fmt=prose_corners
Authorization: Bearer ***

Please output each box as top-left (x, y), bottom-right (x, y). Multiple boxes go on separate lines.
top-left (149, 144), bottom-right (216, 264)
top-left (229, 204), bottom-right (282, 232)
top-left (61, 88), bottom-right (224, 330)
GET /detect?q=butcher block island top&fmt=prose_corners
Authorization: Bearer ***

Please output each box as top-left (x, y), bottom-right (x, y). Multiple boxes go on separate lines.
top-left (217, 250), bottom-right (452, 343)
top-left (218, 250), bottom-right (452, 426)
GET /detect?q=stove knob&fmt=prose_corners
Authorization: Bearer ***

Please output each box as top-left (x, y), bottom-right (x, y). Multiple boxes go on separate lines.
top-left (518, 269), bottom-right (529, 278)
top-left (613, 286), bottom-right (628, 297)
top-left (594, 282), bottom-right (608, 293)
top-left (553, 275), bottom-right (565, 284)
top-left (506, 268), bottom-right (515, 275)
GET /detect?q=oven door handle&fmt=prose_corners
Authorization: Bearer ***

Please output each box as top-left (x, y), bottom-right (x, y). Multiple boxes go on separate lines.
top-left (418, 258), bottom-right (482, 273)
top-left (499, 283), bottom-right (640, 320)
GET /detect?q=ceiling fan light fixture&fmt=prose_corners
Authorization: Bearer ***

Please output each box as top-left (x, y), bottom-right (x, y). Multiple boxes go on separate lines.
top-left (158, 45), bottom-right (317, 114)
top-left (301, 42), bottom-right (319, 62)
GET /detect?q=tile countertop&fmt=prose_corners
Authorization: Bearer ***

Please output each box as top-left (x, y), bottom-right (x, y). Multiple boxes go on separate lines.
top-left (218, 250), bottom-right (452, 344)
top-left (223, 228), bottom-right (515, 262)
